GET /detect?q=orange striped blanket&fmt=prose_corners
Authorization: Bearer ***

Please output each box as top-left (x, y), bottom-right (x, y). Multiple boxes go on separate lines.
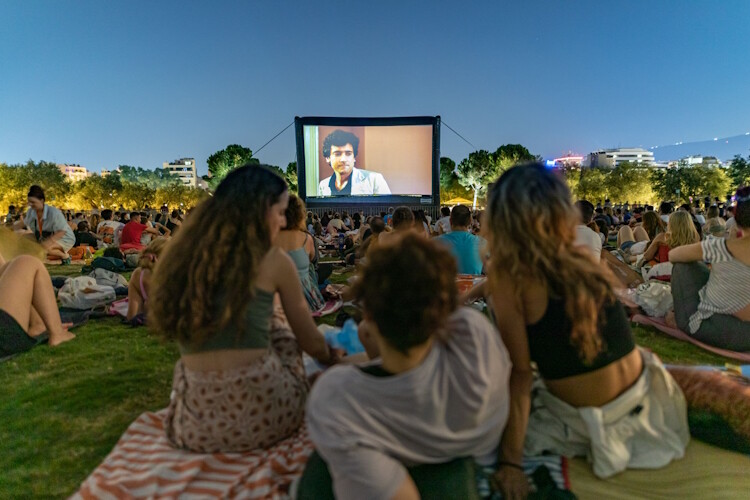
top-left (73, 410), bottom-right (313, 499)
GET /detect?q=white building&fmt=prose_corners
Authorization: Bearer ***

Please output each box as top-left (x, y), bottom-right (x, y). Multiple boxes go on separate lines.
top-left (58, 164), bottom-right (92, 182)
top-left (583, 148), bottom-right (655, 168)
top-left (163, 158), bottom-right (197, 187)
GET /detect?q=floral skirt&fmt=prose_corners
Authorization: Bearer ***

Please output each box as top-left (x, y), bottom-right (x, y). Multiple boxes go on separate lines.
top-left (165, 310), bottom-right (309, 453)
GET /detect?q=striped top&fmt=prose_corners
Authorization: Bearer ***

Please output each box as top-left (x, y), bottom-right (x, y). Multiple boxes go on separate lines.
top-left (689, 237), bottom-right (750, 333)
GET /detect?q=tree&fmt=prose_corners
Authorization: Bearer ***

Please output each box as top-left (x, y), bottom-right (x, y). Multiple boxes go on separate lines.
top-left (651, 163), bottom-right (731, 204)
top-left (0, 160), bottom-right (70, 209)
top-left (285, 162), bottom-right (298, 194)
top-left (118, 165), bottom-right (181, 189)
top-left (207, 144), bottom-right (259, 188)
top-left (575, 168), bottom-right (609, 203)
top-left (606, 162), bottom-right (654, 204)
top-left (728, 154), bottom-right (750, 189)
top-left (67, 173), bottom-right (123, 209)
top-left (456, 150), bottom-right (496, 208)
top-left (439, 157), bottom-right (472, 203)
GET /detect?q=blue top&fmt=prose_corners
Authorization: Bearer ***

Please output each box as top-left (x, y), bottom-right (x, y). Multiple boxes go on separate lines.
top-left (23, 204), bottom-right (75, 249)
top-left (437, 231), bottom-right (485, 275)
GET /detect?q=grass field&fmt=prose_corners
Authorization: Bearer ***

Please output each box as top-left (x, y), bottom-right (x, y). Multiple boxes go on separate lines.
top-left (0, 264), bottom-right (736, 498)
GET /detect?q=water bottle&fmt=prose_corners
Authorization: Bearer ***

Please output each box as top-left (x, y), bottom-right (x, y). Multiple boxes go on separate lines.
top-left (338, 233), bottom-right (345, 253)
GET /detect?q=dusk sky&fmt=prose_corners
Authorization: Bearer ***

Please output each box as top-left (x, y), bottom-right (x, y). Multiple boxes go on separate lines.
top-left (2, 1), bottom-right (749, 176)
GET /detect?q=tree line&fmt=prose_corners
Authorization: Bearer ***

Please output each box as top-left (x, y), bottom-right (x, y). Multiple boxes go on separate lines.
top-left (3, 143), bottom-right (749, 212)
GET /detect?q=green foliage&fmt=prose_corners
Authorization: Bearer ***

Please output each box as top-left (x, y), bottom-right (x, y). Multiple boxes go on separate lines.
top-left (207, 144), bottom-right (259, 188)
top-left (68, 173), bottom-right (123, 209)
top-left (439, 157), bottom-right (472, 203)
top-left (0, 160), bottom-right (70, 210)
top-left (456, 145), bottom-right (537, 207)
top-left (603, 162), bottom-right (654, 204)
top-left (285, 162), bottom-right (298, 193)
top-left (728, 154), bottom-right (750, 189)
top-left (575, 167), bottom-right (610, 203)
top-left (651, 163), bottom-right (731, 204)
top-left (117, 165), bottom-right (181, 189)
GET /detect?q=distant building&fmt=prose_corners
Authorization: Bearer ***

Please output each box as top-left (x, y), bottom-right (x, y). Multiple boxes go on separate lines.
top-left (100, 169), bottom-right (113, 178)
top-left (58, 164), bottom-right (92, 182)
top-left (551, 154), bottom-right (584, 168)
top-left (583, 148), bottom-right (654, 168)
top-left (668, 156), bottom-right (722, 168)
top-left (163, 158), bottom-right (197, 187)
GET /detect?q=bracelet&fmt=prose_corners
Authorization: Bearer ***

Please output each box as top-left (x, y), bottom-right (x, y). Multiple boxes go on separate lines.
top-left (498, 461), bottom-right (524, 471)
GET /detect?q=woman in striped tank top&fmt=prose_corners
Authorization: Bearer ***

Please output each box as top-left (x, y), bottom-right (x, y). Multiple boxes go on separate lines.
top-left (669, 186), bottom-right (750, 351)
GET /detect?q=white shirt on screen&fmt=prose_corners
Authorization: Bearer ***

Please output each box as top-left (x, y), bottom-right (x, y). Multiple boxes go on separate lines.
top-left (318, 167), bottom-right (391, 196)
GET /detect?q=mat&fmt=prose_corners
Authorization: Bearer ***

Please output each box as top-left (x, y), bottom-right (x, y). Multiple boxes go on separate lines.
top-left (568, 440), bottom-right (750, 499)
top-left (632, 314), bottom-right (750, 363)
top-left (73, 410), bottom-right (313, 499)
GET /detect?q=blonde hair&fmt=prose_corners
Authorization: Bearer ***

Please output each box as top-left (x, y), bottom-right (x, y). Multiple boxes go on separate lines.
top-left (666, 211), bottom-right (700, 248)
top-left (138, 238), bottom-right (168, 271)
top-left (485, 164), bottom-right (615, 364)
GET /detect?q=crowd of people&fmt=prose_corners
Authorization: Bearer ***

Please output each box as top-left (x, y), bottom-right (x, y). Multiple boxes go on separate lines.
top-left (2, 163), bottom-right (750, 498)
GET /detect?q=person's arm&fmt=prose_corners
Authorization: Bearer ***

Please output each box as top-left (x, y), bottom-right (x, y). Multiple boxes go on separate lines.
top-left (154, 222), bottom-right (171, 236)
top-left (669, 241), bottom-right (704, 263)
top-left (274, 251), bottom-right (333, 363)
top-left (489, 274), bottom-right (532, 500)
top-left (642, 233), bottom-right (665, 261)
top-left (145, 225), bottom-right (161, 236)
top-left (12, 219), bottom-right (25, 231)
top-left (303, 232), bottom-right (316, 262)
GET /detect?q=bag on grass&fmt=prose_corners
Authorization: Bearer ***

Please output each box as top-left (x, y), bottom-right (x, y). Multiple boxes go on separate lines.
top-left (89, 268), bottom-right (128, 288)
top-left (91, 256), bottom-right (125, 272)
top-left (634, 281), bottom-right (673, 317)
top-left (125, 254), bottom-right (139, 268)
top-left (58, 276), bottom-right (116, 310)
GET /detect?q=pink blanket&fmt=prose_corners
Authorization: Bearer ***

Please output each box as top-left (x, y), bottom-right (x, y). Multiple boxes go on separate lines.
top-left (632, 314), bottom-right (750, 363)
top-left (73, 410), bottom-right (313, 499)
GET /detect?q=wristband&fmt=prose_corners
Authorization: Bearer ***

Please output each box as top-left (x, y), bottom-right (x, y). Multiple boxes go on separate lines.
top-left (498, 461), bottom-right (524, 472)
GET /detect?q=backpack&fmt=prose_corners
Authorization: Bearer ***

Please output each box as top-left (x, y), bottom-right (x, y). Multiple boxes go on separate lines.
top-left (58, 276), bottom-right (116, 310)
top-left (89, 268), bottom-right (128, 288)
top-left (91, 256), bottom-right (125, 272)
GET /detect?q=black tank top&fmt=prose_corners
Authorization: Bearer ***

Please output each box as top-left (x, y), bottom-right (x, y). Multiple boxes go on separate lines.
top-left (526, 298), bottom-right (635, 380)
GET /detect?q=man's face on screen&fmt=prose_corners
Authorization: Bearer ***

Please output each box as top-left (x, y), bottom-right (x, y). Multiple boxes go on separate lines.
top-left (327, 144), bottom-right (355, 178)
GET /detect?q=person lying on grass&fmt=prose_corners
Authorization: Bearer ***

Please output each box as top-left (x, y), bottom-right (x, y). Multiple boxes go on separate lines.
top-left (126, 238), bottom-right (167, 323)
top-left (484, 164), bottom-right (688, 500)
top-left (0, 253), bottom-right (75, 356)
top-left (149, 164), bottom-right (341, 453)
top-left (306, 233), bottom-right (511, 500)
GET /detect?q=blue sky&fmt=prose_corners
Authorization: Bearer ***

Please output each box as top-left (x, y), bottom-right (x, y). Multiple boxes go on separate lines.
top-left (1, 1), bottom-right (749, 175)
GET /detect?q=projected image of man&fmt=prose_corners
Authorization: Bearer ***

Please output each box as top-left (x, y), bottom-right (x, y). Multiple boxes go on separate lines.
top-left (318, 130), bottom-right (391, 196)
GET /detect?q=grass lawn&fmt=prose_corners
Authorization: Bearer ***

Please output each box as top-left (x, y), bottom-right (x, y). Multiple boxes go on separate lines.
top-left (0, 263), bottom-right (738, 497)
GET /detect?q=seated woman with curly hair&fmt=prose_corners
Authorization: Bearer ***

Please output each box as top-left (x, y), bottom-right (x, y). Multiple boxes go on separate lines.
top-left (485, 164), bottom-right (688, 499)
top-left (306, 233), bottom-right (511, 500)
top-left (149, 165), bottom-right (339, 453)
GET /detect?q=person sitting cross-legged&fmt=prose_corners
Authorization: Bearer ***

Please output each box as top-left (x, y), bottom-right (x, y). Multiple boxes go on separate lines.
top-left (305, 233), bottom-right (511, 500)
top-left (437, 204), bottom-right (486, 275)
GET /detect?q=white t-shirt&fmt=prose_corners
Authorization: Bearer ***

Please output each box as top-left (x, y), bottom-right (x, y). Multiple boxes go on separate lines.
top-left (575, 225), bottom-right (603, 262)
top-left (307, 307), bottom-right (511, 500)
top-left (436, 216), bottom-right (452, 234)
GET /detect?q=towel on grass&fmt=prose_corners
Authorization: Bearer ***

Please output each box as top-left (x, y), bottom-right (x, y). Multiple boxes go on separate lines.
top-left (632, 314), bottom-right (750, 362)
top-left (73, 410), bottom-right (313, 499)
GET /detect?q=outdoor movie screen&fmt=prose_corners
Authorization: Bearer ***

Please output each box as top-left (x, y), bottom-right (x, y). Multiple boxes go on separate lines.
top-left (295, 116), bottom-right (439, 205)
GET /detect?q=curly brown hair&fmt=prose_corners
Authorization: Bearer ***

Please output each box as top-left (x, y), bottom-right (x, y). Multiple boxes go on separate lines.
top-left (486, 163), bottom-right (616, 364)
top-left (284, 194), bottom-right (306, 230)
top-left (148, 165), bottom-right (288, 347)
top-left (351, 232), bottom-right (457, 354)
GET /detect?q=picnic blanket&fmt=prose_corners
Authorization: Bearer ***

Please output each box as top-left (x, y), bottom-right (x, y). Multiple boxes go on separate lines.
top-left (73, 410), bottom-right (313, 499)
top-left (632, 314), bottom-right (750, 362)
top-left (568, 440), bottom-right (750, 499)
